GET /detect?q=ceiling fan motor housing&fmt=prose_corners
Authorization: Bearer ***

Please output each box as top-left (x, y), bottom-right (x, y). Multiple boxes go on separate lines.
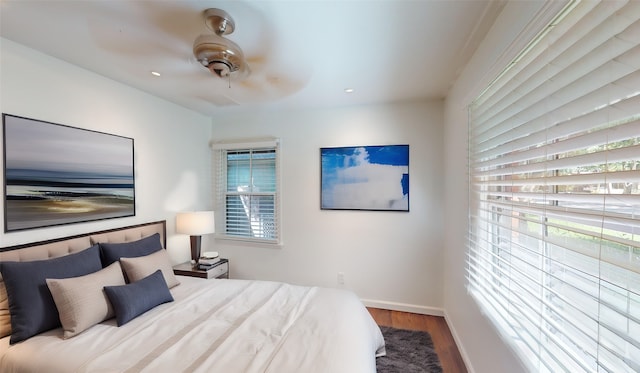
top-left (193, 8), bottom-right (248, 79)
top-left (193, 34), bottom-right (244, 77)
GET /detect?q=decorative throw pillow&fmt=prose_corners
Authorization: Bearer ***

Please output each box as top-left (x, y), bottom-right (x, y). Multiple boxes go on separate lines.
top-left (46, 261), bottom-right (126, 338)
top-left (0, 245), bottom-right (102, 344)
top-left (99, 233), bottom-right (163, 266)
top-left (0, 284), bottom-right (11, 339)
top-left (119, 249), bottom-right (180, 288)
top-left (104, 270), bottom-right (174, 326)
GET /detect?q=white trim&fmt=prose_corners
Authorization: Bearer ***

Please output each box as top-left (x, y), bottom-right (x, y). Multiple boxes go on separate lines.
top-left (209, 137), bottom-right (279, 150)
top-left (443, 309), bottom-right (476, 373)
top-left (212, 141), bottom-right (282, 245)
top-left (361, 299), bottom-right (444, 317)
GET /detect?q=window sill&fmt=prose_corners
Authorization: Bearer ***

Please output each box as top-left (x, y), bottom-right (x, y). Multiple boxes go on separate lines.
top-left (213, 235), bottom-right (283, 249)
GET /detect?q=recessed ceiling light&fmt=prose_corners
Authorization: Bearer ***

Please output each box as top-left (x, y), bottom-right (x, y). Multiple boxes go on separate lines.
top-left (344, 88), bottom-right (354, 93)
top-left (151, 71), bottom-right (161, 77)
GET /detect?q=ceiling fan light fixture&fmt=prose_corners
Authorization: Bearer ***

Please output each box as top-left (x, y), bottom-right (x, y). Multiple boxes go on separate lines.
top-left (208, 62), bottom-right (231, 78)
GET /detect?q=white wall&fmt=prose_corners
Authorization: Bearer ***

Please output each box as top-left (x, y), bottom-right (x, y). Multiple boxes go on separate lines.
top-left (443, 1), bottom-right (566, 372)
top-left (211, 100), bottom-right (445, 314)
top-left (0, 38), bottom-right (212, 264)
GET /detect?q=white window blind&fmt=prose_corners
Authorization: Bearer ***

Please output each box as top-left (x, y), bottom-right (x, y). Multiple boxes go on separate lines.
top-left (468, 1), bottom-right (640, 371)
top-left (213, 140), bottom-right (280, 244)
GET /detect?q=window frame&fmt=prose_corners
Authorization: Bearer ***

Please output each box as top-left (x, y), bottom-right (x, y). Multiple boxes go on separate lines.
top-left (212, 138), bottom-right (281, 246)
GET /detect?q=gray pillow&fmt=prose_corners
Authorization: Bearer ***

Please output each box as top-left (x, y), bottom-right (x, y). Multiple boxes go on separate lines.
top-left (0, 245), bottom-right (102, 344)
top-left (104, 270), bottom-right (173, 326)
top-left (120, 249), bottom-right (180, 288)
top-left (46, 261), bottom-right (126, 338)
top-left (99, 233), bottom-right (163, 266)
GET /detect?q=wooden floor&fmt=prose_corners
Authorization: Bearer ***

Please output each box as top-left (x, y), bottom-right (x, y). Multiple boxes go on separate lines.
top-left (368, 308), bottom-right (467, 373)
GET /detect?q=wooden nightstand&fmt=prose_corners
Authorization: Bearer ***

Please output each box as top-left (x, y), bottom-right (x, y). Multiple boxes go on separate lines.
top-left (173, 258), bottom-right (229, 279)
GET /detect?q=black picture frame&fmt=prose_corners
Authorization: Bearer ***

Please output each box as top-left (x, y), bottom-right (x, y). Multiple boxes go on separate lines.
top-left (3, 114), bottom-right (135, 232)
top-left (320, 144), bottom-right (409, 211)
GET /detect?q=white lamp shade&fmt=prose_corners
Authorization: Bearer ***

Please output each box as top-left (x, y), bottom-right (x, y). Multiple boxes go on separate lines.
top-left (176, 211), bottom-right (215, 235)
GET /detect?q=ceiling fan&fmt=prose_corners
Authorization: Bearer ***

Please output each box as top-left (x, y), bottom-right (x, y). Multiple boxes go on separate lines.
top-left (84, 3), bottom-right (309, 107)
top-left (192, 8), bottom-right (250, 82)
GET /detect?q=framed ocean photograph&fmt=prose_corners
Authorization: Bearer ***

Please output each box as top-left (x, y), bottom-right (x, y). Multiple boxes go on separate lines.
top-left (3, 114), bottom-right (135, 232)
top-left (320, 144), bottom-right (409, 211)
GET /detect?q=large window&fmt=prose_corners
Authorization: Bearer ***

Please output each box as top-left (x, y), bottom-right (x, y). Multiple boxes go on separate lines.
top-left (468, 1), bottom-right (639, 371)
top-left (213, 139), bottom-right (280, 244)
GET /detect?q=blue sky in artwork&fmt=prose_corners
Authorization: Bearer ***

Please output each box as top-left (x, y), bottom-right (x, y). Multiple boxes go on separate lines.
top-left (4, 115), bottom-right (133, 183)
top-left (321, 145), bottom-right (409, 210)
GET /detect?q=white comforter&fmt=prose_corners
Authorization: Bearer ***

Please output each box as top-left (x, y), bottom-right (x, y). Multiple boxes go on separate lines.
top-left (0, 276), bottom-right (385, 373)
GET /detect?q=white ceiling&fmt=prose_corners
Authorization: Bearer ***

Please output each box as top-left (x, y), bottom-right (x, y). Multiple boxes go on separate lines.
top-left (0, 0), bottom-right (504, 117)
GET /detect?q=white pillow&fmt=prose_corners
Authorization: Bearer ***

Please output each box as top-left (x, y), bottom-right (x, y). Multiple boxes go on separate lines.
top-left (120, 249), bottom-right (180, 289)
top-left (46, 261), bottom-right (125, 338)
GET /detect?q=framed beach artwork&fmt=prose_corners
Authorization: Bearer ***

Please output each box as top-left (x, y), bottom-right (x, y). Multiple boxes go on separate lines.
top-left (2, 114), bottom-right (135, 232)
top-left (320, 144), bottom-right (409, 211)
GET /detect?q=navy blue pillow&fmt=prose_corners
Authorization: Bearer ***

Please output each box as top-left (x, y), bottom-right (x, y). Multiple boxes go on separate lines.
top-left (99, 233), bottom-right (163, 267)
top-left (0, 245), bottom-right (102, 344)
top-left (104, 270), bottom-right (173, 326)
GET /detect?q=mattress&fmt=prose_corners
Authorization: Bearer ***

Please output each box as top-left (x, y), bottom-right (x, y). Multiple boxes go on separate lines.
top-left (0, 276), bottom-right (385, 373)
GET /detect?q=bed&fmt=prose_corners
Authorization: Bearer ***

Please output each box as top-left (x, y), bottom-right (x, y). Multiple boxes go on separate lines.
top-left (0, 221), bottom-right (385, 372)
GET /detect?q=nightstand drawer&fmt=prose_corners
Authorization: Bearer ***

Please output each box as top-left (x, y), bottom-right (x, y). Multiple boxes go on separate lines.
top-left (207, 261), bottom-right (229, 279)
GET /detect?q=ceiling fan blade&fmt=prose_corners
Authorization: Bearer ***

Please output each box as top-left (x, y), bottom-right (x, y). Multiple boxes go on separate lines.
top-left (195, 94), bottom-right (240, 107)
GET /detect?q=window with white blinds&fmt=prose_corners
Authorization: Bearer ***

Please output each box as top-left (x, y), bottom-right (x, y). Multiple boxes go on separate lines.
top-left (467, 1), bottom-right (640, 371)
top-left (213, 140), bottom-right (280, 244)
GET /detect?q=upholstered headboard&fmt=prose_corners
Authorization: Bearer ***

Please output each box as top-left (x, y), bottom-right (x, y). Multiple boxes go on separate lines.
top-left (0, 220), bottom-right (166, 261)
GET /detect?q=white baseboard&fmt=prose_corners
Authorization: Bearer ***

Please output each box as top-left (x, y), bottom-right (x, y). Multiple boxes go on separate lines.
top-left (361, 299), bottom-right (444, 317)
top-left (443, 309), bottom-right (475, 373)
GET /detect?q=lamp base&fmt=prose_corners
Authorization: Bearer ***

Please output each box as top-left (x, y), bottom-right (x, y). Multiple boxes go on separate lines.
top-left (190, 235), bottom-right (202, 264)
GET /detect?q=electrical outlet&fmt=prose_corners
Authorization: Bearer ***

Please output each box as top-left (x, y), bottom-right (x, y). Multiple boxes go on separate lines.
top-left (337, 272), bottom-right (345, 285)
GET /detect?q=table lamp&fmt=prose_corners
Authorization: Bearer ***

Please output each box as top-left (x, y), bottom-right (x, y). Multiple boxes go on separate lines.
top-left (176, 211), bottom-right (215, 264)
